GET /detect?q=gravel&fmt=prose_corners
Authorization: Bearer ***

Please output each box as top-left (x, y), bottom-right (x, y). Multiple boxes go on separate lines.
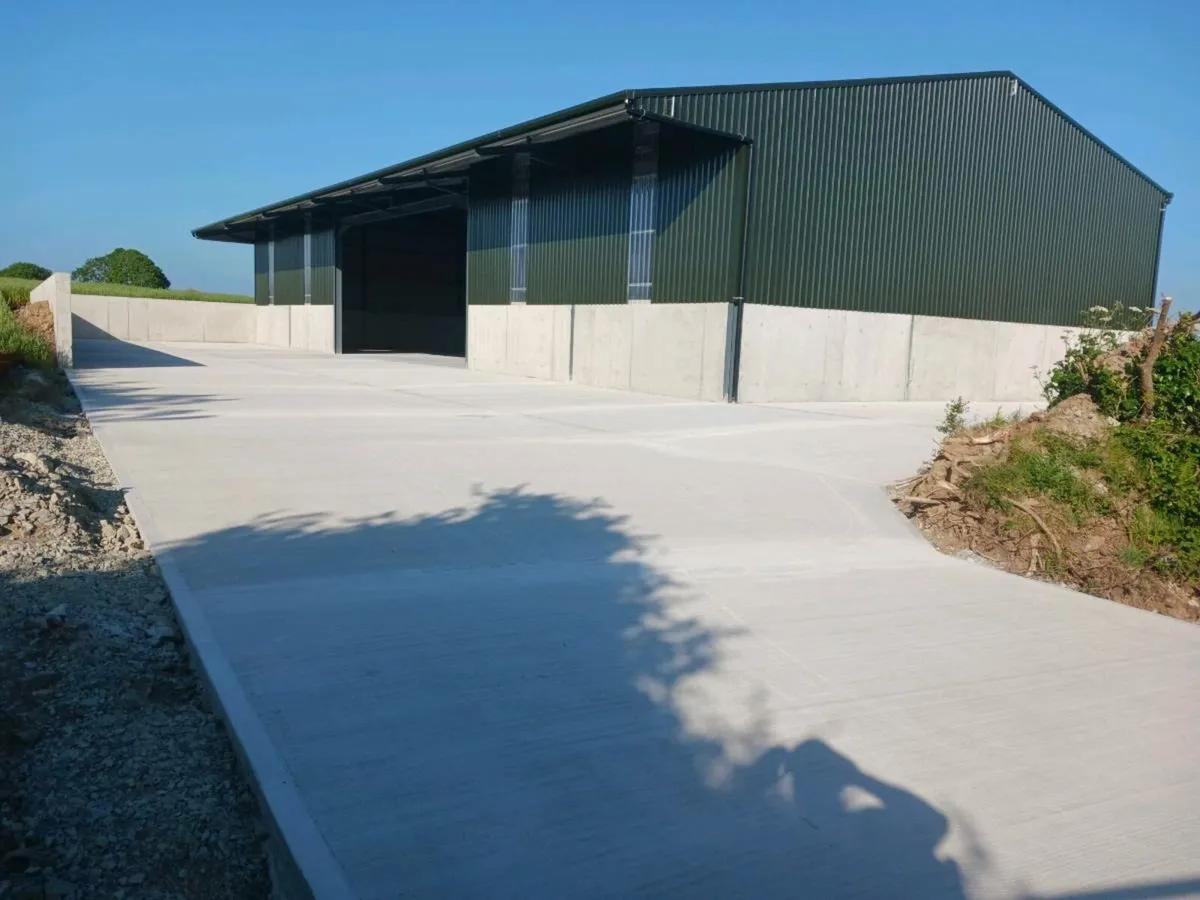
top-left (0, 369), bottom-right (270, 899)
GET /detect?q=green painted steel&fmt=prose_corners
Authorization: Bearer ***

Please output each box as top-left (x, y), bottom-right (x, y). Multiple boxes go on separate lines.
top-left (641, 74), bottom-right (1168, 326)
top-left (527, 127), bottom-right (631, 306)
top-left (466, 162), bottom-right (511, 305)
top-left (310, 228), bottom-right (335, 305)
top-left (273, 232), bottom-right (305, 305)
top-left (253, 241), bottom-right (269, 305)
top-left (653, 130), bottom-right (746, 304)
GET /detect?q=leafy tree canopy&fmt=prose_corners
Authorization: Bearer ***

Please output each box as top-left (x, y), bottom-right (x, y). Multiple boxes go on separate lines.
top-left (0, 261), bottom-right (52, 281)
top-left (72, 248), bottom-right (170, 289)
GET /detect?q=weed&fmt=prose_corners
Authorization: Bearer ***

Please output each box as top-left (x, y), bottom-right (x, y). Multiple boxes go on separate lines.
top-left (969, 430), bottom-right (1105, 521)
top-left (938, 396), bottom-right (970, 437)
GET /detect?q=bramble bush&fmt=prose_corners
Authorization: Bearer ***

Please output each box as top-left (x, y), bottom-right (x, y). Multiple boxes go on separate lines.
top-left (1042, 300), bottom-right (1200, 577)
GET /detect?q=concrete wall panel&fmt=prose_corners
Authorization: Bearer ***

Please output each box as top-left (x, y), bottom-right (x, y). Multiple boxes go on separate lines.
top-left (147, 301), bottom-right (206, 343)
top-left (701, 302), bottom-right (731, 401)
top-left (991, 321), bottom-right (1052, 401)
top-left (32, 274), bottom-right (73, 366)
top-left (127, 298), bottom-right (150, 341)
top-left (571, 305), bottom-right (633, 391)
top-left (467, 305), bottom-right (509, 373)
top-left (742, 305), bottom-right (1070, 404)
top-left (907, 316), bottom-right (998, 400)
top-left (305, 306), bottom-right (335, 354)
top-left (201, 302), bottom-right (256, 344)
top-left (551, 306), bottom-right (572, 383)
top-left (738, 305), bottom-right (836, 402)
top-left (256, 307), bottom-right (291, 348)
top-left (504, 305), bottom-right (563, 381)
top-left (839, 311), bottom-right (911, 401)
top-left (288, 307), bottom-right (310, 353)
top-left (104, 297), bottom-right (132, 341)
top-left (70, 295), bottom-right (111, 341)
top-left (630, 303), bottom-right (728, 401)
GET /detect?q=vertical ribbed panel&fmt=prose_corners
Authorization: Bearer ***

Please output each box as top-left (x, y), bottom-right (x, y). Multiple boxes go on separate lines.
top-left (466, 161), bottom-right (511, 305)
top-left (653, 131), bottom-right (745, 303)
top-left (309, 228), bottom-right (336, 305)
top-left (253, 241), bottom-right (269, 306)
top-left (527, 127), bottom-right (631, 305)
top-left (643, 74), bottom-right (1167, 326)
top-left (273, 232), bottom-right (306, 305)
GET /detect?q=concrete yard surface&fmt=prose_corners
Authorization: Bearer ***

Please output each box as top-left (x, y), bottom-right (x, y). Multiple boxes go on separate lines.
top-left (70, 340), bottom-right (1200, 900)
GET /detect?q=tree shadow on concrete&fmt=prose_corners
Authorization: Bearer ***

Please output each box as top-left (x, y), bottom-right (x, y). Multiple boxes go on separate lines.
top-left (9, 486), bottom-right (1200, 898)
top-left (160, 486), bottom-right (981, 898)
top-left (69, 342), bottom-right (227, 423)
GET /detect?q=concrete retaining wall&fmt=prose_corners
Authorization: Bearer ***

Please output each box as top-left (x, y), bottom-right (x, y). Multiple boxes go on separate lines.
top-left (72, 294), bottom-right (258, 344)
top-left (468, 303), bottom-right (729, 401)
top-left (65, 283), bottom-right (335, 356)
top-left (469, 301), bottom-right (1073, 403)
top-left (738, 305), bottom-right (1073, 403)
top-left (254, 306), bottom-right (335, 354)
top-left (31, 274), bottom-right (73, 366)
top-left (467, 304), bottom-right (572, 382)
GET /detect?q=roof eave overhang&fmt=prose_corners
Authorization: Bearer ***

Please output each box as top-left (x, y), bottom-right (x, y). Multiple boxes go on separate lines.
top-left (192, 93), bottom-right (754, 243)
top-left (193, 91), bottom-right (638, 241)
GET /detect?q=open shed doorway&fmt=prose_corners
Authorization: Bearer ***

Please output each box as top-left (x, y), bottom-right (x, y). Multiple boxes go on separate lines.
top-left (340, 208), bottom-right (467, 356)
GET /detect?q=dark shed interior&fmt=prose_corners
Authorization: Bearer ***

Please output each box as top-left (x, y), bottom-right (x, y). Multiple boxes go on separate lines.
top-left (340, 209), bottom-right (467, 355)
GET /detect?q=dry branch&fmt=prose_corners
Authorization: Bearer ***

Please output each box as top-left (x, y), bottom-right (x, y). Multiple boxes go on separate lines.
top-left (1010, 499), bottom-right (1062, 558)
top-left (1138, 295), bottom-right (1173, 422)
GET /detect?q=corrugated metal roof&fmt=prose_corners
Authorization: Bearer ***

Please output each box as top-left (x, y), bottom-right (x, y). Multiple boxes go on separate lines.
top-left (194, 70), bottom-right (1169, 243)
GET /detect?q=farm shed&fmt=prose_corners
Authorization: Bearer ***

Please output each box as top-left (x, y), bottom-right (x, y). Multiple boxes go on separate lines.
top-left (194, 71), bottom-right (1169, 402)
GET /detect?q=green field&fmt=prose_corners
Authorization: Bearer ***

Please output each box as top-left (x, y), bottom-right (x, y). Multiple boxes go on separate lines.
top-left (0, 276), bottom-right (253, 304)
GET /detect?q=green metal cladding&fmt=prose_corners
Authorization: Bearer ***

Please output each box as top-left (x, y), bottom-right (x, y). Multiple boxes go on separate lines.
top-left (466, 161), bottom-right (512, 306)
top-left (526, 127), bottom-right (632, 306)
top-left (253, 241), bottom-right (269, 305)
top-left (653, 131), bottom-right (747, 304)
top-left (273, 232), bottom-right (305, 305)
top-left (639, 73), bottom-right (1168, 326)
top-left (251, 229), bottom-right (333, 306)
top-left (310, 228), bottom-right (335, 305)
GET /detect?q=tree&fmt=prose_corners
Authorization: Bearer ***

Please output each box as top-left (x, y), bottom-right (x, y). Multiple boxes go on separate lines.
top-left (72, 248), bottom-right (170, 289)
top-left (0, 262), bottom-right (52, 281)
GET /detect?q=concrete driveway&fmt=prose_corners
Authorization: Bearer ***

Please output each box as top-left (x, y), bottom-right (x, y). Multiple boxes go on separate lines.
top-left (71, 340), bottom-right (1200, 900)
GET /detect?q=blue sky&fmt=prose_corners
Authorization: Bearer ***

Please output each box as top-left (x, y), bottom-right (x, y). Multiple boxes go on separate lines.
top-left (3, 0), bottom-right (1196, 308)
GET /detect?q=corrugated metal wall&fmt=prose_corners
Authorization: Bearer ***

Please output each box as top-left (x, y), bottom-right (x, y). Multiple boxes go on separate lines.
top-left (642, 74), bottom-right (1167, 326)
top-left (654, 131), bottom-right (747, 304)
top-left (273, 231), bottom-right (306, 305)
top-left (466, 129), bottom-right (634, 307)
top-left (310, 228), bottom-right (336, 305)
top-left (253, 241), bottom-right (269, 305)
top-left (527, 127), bottom-right (631, 305)
top-left (466, 161), bottom-right (511, 305)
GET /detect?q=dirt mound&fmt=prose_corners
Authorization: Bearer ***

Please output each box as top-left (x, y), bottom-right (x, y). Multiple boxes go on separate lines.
top-left (1026, 393), bottom-right (1115, 442)
top-left (14, 301), bottom-right (55, 352)
top-left (894, 395), bottom-right (1199, 624)
top-left (896, 396), bottom-right (1111, 509)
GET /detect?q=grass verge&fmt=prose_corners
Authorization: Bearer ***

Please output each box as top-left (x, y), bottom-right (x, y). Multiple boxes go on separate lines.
top-left (0, 302), bottom-right (55, 370)
top-left (0, 276), bottom-right (252, 305)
